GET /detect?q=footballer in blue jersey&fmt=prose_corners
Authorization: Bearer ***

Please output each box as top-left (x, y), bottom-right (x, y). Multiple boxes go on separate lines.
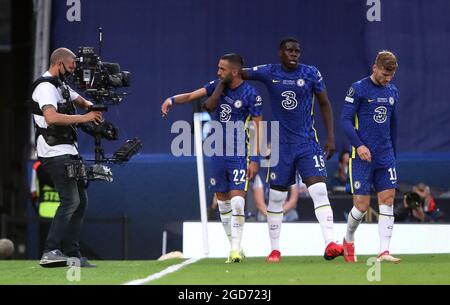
top-left (243, 37), bottom-right (343, 262)
top-left (342, 77), bottom-right (398, 195)
top-left (203, 79), bottom-right (262, 193)
top-left (341, 50), bottom-right (401, 264)
top-left (161, 53), bottom-right (262, 263)
top-left (204, 81), bottom-right (262, 193)
top-left (246, 55), bottom-right (332, 187)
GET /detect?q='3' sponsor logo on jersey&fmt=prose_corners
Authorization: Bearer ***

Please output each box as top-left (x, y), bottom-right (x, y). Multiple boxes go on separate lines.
top-left (373, 106), bottom-right (387, 123)
top-left (220, 104), bottom-right (232, 122)
top-left (281, 91), bottom-right (298, 110)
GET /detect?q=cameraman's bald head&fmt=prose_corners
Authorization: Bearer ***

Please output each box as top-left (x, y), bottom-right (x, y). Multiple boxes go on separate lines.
top-left (50, 48), bottom-right (76, 66)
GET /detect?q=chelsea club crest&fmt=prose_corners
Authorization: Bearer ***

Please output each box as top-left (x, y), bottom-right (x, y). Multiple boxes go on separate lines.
top-left (297, 79), bottom-right (305, 87)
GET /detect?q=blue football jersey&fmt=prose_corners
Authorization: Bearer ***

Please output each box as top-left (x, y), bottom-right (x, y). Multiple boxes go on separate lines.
top-left (204, 80), bottom-right (262, 156)
top-left (246, 63), bottom-right (326, 144)
top-left (341, 76), bottom-right (398, 155)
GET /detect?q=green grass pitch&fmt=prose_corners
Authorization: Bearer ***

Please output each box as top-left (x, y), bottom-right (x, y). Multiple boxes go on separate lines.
top-left (1, 254), bottom-right (449, 285)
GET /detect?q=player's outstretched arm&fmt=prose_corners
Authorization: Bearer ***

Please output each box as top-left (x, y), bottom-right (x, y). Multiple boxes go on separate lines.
top-left (161, 88), bottom-right (207, 117)
top-left (241, 66), bottom-right (269, 82)
top-left (315, 90), bottom-right (336, 160)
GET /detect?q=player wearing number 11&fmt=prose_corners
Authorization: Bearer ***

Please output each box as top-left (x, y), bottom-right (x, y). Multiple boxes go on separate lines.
top-left (341, 50), bottom-right (400, 263)
top-left (243, 37), bottom-right (344, 262)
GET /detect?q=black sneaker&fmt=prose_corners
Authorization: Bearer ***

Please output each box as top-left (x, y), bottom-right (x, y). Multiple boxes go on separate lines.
top-left (39, 250), bottom-right (69, 268)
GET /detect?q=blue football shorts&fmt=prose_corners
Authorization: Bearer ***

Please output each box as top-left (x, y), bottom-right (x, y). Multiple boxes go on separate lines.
top-left (268, 141), bottom-right (327, 188)
top-left (208, 155), bottom-right (250, 193)
top-left (349, 150), bottom-right (398, 195)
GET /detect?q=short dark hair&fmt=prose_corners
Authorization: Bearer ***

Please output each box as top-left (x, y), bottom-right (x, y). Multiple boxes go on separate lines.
top-left (279, 37), bottom-right (300, 50)
top-left (220, 53), bottom-right (244, 69)
top-left (50, 47), bottom-right (76, 66)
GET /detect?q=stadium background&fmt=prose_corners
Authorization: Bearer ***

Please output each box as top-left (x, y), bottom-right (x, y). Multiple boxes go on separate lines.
top-left (52, 0), bottom-right (450, 154)
top-left (1, 0), bottom-right (449, 260)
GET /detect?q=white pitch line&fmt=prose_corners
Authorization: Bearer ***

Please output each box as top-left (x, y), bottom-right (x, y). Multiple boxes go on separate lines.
top-left (123, 258), bottom-right (201, 285)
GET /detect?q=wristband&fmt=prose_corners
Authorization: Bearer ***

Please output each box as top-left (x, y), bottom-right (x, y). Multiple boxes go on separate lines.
top-left (170, 96), bottom-right (176, 105)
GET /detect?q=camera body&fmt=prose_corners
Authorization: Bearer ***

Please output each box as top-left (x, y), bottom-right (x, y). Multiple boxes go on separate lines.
top-left (67, 44), bottom-right (142, 182)
top-left (404, 191), bottom-right (424, 210)
top-left (73, 47), bottom-right (131, 104)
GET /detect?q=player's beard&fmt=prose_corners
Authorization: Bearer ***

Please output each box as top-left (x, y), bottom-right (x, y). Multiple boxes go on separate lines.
top-left (221, 74), bottom-right (233, 87)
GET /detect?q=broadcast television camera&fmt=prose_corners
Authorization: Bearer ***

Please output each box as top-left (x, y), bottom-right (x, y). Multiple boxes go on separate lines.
top-left (73, 46), bottom-right (131, 104)
top-left (404, 192), bottom-right (424, 210)
top-left (66, 43), bottom-right (142, 182)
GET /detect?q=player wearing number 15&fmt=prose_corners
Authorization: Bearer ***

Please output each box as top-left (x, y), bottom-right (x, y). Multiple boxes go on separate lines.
top-left (243, 38), bottom-right (343, 262)
top-left (341, 50), bottom-right (400, 263)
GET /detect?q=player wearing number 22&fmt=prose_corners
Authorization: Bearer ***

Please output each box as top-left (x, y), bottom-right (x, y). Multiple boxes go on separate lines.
top-left (243, 37), bottom-right (344, 262)
top-left (341, 50), bottom-right (401, 263)
top-left (161, 54), bottom-right (262, 263)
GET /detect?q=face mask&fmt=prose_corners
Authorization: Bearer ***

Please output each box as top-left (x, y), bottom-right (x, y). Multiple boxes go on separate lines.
top-left (59, 62), bottom-right (73, 81)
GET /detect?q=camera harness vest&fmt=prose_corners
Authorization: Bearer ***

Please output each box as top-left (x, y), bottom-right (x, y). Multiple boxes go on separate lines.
top-left (31, 76), bottom-right (78, 146)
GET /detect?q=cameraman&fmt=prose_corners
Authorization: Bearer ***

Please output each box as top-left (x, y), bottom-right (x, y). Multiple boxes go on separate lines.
top-left (31, 48), bottom-right (102, 268)
top-left (413, 183), bottom-right (444, 222)
top-left (395, 192), bottom-right (426, 222)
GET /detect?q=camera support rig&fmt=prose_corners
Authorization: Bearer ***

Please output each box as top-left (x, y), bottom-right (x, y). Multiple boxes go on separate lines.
top-left (87, 104), bottom-right (142, 165)
top-left (68, 28), bottom-right (142, 182)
